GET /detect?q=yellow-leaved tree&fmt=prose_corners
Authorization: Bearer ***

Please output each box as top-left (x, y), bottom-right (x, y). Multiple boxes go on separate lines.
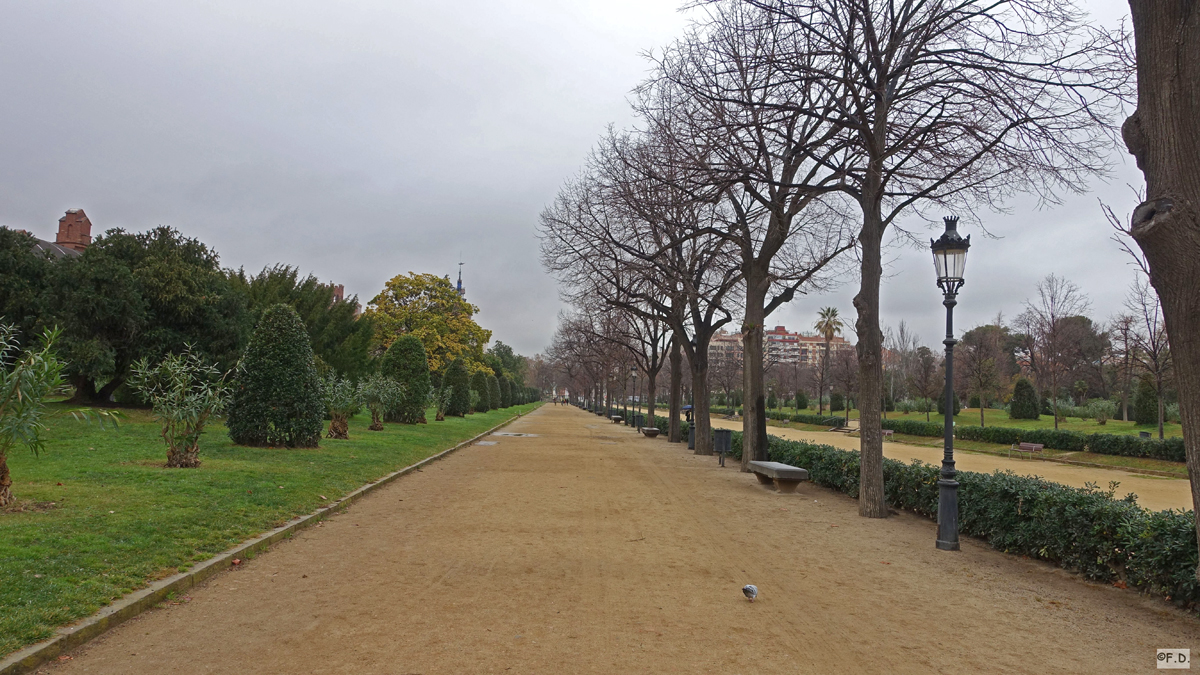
top-left (366, 273), bottom-right (491, 374)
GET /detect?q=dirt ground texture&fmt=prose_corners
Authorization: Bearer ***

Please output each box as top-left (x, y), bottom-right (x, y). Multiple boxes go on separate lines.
top-left (708, 418), bottom-right (1192, 512)
top-left (42, 405), bottom-right (1199, 674)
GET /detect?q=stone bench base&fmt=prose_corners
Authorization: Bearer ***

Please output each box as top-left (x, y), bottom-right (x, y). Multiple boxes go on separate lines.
top-left (748, 461), bottom-right (810, 494)
top-left (642, 428), bottom-right (660, 438)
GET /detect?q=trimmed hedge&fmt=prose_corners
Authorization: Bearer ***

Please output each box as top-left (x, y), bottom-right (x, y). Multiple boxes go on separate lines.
top-left (731, 430), bottom-right (1199, 610)
top-left (379, 334), bottom-right (431, 424)
top-left (881, 418), bottom-right (944, 436)
top-left (444, 359), bottom-right (471, 417)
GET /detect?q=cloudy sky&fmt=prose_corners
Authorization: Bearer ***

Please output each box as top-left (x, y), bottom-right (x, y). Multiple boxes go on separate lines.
top-left (0, 0), bottom-right (1139, 355)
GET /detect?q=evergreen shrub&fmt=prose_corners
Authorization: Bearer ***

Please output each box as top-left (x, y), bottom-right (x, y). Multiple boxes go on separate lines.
top-left (379, 335), bottom-right (432, 423)
top-left (486, 374), bottom-right (501, 410)
top-left (937, 392), bottom-right (961, 416)
top-left (1009, 378), bottom-right (1040, 420)
top-left (471, 372), bottom-right (490, 412)
top-left (444, 359), bottom-right (471, 417)
top-left (1134, 377), bottom-right (1159, 426)
top-left (499, 376), bottom-right (512, 408)
top-left (226, 304), bottom-right (323, 448)
top-left (830, 392), bottom-right (845, 411)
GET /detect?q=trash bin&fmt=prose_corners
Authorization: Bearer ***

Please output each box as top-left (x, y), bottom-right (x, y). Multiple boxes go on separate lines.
top-left (688, 425), bottom-right (695, 450)
top-left (634, 413), bottom-right (645, 430)
top-left (714, 428), bottom-right (732, 467)
top-left (1139, 431), bottom-right (1151, 439)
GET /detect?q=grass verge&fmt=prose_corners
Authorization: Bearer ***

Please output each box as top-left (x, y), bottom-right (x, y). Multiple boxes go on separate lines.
top-left (0, 402), bottom-right (541, 657)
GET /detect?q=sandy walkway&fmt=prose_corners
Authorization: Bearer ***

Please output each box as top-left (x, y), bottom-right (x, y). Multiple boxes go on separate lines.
top-left (709, 418), bottom-right (1192, 512)
top-left (46, 405), bottom-right (1198, 674)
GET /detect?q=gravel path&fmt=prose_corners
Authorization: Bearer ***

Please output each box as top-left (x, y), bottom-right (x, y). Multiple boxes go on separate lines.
top-left (45, 405), bottom-right (1198, 674)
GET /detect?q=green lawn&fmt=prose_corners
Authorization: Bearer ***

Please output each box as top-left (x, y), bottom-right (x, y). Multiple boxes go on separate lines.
top-left (0, 402), bottom-right (540, 657)
top-left (763, 405), bottom-right (1182, 438)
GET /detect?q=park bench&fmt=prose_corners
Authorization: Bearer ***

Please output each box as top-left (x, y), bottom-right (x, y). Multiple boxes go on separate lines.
top-left (747, 461), bottom-right (810, 493)
top-left (882, 429), bottom-right (894, 440)
top-left (1009, 442), bottom-right (1044, 459)
top-left (642, 428), bottom-right (660, 438)
top-left (611, 415), bottom-right (624, 424)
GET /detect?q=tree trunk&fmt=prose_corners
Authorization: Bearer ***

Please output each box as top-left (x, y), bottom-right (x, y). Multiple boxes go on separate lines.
top-left (1124, 0), bottom-right (1200, 581)
top-left (0, 453), bottom-right (12, 507)
top-left (691, 355), bottom-right (714, 455)
top-left (166, 442), bottom-right (201, 468)
top-left (669, 337), bottom-right (683, 443)
top-left (327, 415), bottom-right (349, 440)
top-left (741, 278), bottom-right (770, 470)
top-left (369, 410), bottom-right (384, 431)
top-left (854, 198), bottom-right (888, 519)
top-left (646, 371), bottom-right (658, 428)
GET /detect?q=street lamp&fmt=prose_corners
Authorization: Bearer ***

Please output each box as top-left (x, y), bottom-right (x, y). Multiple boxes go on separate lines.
top-left (931, 215), bottom-right (970, 551)
top-left (631, 365), bottom-right (640, 429)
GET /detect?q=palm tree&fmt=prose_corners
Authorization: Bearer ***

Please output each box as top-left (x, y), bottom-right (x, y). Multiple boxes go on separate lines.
top-left (814, 307), bottom-right (843, 416)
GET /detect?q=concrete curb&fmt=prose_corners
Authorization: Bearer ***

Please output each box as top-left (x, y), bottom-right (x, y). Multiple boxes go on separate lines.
top-left (0, 407), bottom-right (539, 675)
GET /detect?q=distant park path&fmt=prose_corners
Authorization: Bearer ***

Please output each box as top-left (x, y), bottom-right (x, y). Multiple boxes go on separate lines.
top-left (47, 405), bottom-right (1197, 674)
top-left (709, 418), bottom-right (1192, 512)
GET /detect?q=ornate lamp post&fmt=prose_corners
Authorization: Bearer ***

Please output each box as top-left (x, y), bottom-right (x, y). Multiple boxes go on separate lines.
top-left (931, 215), bottom-right (970, 551)
top-left (631, 365), bottom-right (639, 429)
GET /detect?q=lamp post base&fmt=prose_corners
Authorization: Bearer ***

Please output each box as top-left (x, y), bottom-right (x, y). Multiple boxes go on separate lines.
top-left (935, 477), bottom-right (960, 551)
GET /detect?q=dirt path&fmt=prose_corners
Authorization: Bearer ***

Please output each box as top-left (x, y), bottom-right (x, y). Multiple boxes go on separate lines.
top-left (709, 418), bottom-right (1192, 512)
top-left (46, 405), bottom-right (1198, 674)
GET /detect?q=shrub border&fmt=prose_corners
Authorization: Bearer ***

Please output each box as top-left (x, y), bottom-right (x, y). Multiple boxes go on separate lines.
top-left (0, 405), bottom-right (541, 675)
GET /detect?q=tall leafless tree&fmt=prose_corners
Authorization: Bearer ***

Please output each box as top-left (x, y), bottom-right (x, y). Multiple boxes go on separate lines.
top-left (1125, 279), bottom-right (1172, 439)
top-left (742, 0), bottom-right (1130, 517)
top-left (1016, 274), bottom-right (1092, 429)
top-left (640, 2), bottom-right (857, 469)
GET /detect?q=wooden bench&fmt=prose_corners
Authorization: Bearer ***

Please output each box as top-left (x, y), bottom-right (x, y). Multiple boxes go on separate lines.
top-left (747, 461), bottom-right (810, 493)
top-left (1009, 442), bottom-right (1044, 459)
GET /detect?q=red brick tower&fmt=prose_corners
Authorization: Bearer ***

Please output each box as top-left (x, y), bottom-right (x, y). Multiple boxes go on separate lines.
top-left (55, 209), bottom-right (92, 252)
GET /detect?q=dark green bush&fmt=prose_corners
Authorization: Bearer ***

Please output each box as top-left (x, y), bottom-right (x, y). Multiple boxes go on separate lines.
top-left (379, 334), bottom-right (431, 424)
top-left (471, 371), bottom-right (490, 412)
top-left (881, 418), bottom-right (943, 436)
top-left (795, 390), bottom-right (809, 410)
top-left (226, 304), bottom-right (324, 448)
top-left (1134, 377), bottom-right (1158, 426)
top-left (951, 425), bottom-right (1183, 461)
top-left (830, 392), bottom-right (845, 411)
top-left (1009, 377), bottom-right (1039, 420)
top-left (486, 374), bottom-right (501, 410)
top-left (767, 390), bottom-right (778, 409)
top-left (444, 359), bottom-right (471, 417)
top-left (728, 430), bottom-right (1198, 610)
top-left (498, 376), bottom-right (512, 408)
top-left (937, 391), bottom-right (961, 416)
top-left (790, 413), bottom-right (844, 426)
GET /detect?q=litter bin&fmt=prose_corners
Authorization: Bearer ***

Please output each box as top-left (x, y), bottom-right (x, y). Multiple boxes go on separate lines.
top-left (688, 424), bottom-right (695, 450)
top-left (634, 413), bottom-right (645, 430)
top-left (1139, 431), bottom-right (1151, 439)
top-left (714, 428), bottom-right (732, 466)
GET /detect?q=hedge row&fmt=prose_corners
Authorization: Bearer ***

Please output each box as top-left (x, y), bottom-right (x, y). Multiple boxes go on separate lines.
top-left (874, 418), bottom-right (1186, 463)
top-left (729, 430), bottom-right (1199, 610)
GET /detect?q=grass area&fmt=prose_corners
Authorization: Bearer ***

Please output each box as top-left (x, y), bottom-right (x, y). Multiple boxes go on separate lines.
top-left (0, 402), bottom-right (540, 657)
top-left (760, 405), bottom-right (1182, 438)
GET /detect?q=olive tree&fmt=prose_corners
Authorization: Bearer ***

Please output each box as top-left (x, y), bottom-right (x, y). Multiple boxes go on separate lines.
top-left (129, 347), bottom-right (230, 467)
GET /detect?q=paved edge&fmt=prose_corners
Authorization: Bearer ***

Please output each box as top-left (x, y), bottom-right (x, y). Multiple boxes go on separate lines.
top-left (0, 406), bottom-right (541, 675)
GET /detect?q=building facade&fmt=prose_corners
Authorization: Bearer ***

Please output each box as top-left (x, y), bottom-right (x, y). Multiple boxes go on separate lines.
top-left (711, 325), bottom-right (855, 367)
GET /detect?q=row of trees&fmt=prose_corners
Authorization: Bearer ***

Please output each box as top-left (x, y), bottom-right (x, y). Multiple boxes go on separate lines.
top-left (541, 0), bottom-right (1135, 520)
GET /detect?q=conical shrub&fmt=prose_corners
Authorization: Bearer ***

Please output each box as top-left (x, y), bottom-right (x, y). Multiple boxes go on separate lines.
top-left (227, 304), bottom-right (323, 447)
top-left (444, 359), bottom-right (471, 417)
top-left (380, 334), bottom-right (431, 423)
top-left (486, 374), bottom-right (501, 410)
top-left (470, 371), bottom-right (490, 413)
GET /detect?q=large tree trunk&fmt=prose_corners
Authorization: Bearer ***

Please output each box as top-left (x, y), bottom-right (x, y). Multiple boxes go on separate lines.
top-left (0, 453), bottom-right (12, 507)
top-left (669, 337), bottom-right (683, 443)
top-left (691, 346), bottom-right (714, 456)
top-left (854, 198), bottom-right (889, 519)
top-left (327, 415), bottom-right (349, 440)
top-left (741, 278), bottom-right (770, 470)
top-left (1124, 0), bottom-right (1200, 581)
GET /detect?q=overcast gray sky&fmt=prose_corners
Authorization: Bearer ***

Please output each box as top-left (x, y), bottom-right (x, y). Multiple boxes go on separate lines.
top-left (0, 0), bottom-right (1138, 355)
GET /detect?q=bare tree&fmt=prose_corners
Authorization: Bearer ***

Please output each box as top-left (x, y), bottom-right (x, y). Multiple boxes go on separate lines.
top-left (744, 0), bottom-right (1130, 517)
top-left (911, 346), bottom-right (940, 422)
top-left (1122, 0), bottom-right (1200, 581)
top-left (959, 325), bottom-right (1003, 427)
top-left (1126, 279), bottom-right (1172, 439)
top-left (831, 347), bottom-right (859, 428)
top-left (1016, 275), bottom-right (1092, 429)
top-left (638, 3), bottom-right (856, 469)
top-left (1108, 314), bottom-right (1139, 422)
